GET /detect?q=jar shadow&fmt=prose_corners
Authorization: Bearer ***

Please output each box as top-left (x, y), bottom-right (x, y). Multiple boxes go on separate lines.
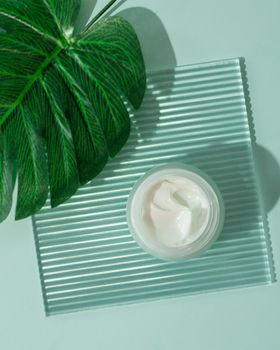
top-left (255, 144), bottom-right (280, 213)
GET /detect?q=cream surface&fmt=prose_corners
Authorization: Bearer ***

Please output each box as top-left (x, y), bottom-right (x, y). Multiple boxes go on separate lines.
top-left (145, 176), bottom-right (210, 247)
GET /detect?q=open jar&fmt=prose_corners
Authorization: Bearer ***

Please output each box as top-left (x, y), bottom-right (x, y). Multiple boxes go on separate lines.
top-left (127, 164), bottom-right (225, 260)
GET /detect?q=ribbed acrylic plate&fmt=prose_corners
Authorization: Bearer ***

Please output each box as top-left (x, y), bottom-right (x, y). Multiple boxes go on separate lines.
top-left (33, 58), bottom-right (275, 316)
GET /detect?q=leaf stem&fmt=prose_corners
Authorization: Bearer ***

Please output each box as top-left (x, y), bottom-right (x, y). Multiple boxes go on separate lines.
top-left (84, 0), bottom-right (119, 32)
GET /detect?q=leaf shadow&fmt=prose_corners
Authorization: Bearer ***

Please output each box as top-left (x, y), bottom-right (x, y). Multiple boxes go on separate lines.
top-left (91, 7), bottom-right (177, 185)
top-left (75, 0), bottom-right (98, 34)
top-left (117, 7), bottom-right (177, 72)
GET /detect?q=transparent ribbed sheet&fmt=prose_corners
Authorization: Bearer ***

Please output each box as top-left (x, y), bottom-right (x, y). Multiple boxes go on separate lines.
top-left (32, 58), bottom-right (276, 316)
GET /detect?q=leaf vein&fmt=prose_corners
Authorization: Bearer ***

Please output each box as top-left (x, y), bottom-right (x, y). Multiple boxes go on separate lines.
top-left (0, 11), bottom-right (61, 46)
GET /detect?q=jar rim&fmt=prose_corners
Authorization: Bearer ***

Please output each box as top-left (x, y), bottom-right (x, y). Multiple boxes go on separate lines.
top-left (127, 163), bottom-right (225, 261)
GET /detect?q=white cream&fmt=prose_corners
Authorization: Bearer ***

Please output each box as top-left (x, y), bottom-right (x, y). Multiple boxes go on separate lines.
top-left (145, 176), bottom-right (210, 247)
top-left (127, 165), bottom-right (224, 260)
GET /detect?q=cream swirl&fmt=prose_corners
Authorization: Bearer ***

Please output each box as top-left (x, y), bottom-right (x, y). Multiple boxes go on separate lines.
top-left (148, 176), bottom-right (210, 247)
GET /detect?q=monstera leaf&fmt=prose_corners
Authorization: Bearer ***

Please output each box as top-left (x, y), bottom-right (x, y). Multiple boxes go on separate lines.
top-left (0, 0), bottom-right (146, 222)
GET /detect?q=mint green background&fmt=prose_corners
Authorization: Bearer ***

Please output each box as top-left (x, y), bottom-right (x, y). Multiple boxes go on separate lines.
top-left (1, 0), bottom-right (280, 349)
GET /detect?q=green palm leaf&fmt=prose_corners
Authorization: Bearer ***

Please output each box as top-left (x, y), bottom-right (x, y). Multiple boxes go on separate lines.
top-left (0, 0), bottom-right (146, 222)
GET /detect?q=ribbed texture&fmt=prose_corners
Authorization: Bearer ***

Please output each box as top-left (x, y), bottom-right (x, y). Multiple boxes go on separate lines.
top-left (33, 58), bottom-right (275, 316)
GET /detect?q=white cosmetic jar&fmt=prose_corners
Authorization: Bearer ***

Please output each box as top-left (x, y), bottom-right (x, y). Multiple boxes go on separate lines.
top-left (127, 164), bottom-right (225, 260)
